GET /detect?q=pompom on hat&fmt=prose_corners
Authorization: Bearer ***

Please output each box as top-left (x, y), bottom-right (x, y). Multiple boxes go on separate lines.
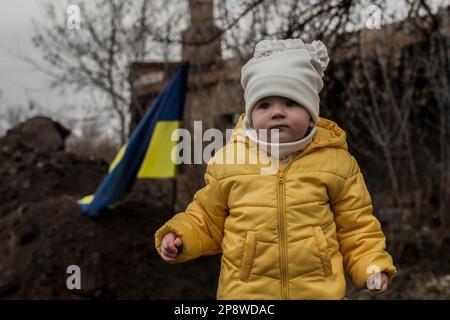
top-left (241, 38), bottom-right (329, 126)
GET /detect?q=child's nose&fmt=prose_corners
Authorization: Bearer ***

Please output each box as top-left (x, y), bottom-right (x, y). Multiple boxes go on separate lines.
top-left (271, 103), bottom-right (286, 117)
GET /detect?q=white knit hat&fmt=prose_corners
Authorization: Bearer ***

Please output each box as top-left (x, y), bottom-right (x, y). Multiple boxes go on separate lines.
top-left (241, 38), bottom-right (329, 126)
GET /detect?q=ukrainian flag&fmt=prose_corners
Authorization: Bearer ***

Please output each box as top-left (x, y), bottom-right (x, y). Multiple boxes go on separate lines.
top-left (79, 62), bottom-right (189, 217)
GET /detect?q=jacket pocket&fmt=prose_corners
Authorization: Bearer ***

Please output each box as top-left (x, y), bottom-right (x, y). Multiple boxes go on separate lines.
top-left (239, 231), bottom-right (256, 282)
top-left (313, 226), bottom-right (333, 277)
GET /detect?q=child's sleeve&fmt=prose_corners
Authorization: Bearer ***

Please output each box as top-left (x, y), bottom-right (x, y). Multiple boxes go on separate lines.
top-left (330, 154), bottom-right (397, 289)
top-left (154, 164), bottom-right (227, 263)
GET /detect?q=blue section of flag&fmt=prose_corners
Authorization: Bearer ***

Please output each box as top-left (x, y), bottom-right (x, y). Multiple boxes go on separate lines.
top-left (80, 62), bottom-right (189, 217)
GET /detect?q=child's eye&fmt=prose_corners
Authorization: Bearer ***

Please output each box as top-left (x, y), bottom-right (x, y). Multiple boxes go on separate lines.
top-left (258, 103), bottom-right (270, 109)
top-left (285, 100), bottom-right (296, 107)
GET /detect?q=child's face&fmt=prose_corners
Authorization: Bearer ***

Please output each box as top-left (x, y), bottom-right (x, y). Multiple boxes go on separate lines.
top-left (251, 96), bottom-right (311, 143)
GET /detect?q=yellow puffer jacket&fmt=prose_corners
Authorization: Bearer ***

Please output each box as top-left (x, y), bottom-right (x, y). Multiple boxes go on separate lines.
top-left (155, 114), bottom-right (397, 299)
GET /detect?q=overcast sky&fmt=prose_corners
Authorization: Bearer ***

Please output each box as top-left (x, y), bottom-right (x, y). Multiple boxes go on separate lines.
top-left (0, 1), bottom-right (67, 119)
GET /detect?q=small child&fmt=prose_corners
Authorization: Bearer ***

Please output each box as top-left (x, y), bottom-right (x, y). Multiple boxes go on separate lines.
top-left (155, 38), bottom-right (397, 299)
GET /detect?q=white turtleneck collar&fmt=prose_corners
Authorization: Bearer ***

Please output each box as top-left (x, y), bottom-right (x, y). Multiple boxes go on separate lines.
top-left (242, 115), bottom-right (317, 161)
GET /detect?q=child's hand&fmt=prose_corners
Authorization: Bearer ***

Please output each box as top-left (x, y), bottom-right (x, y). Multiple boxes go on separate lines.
top-left (367, 272), bottom-right (390, 295)
top-left (160, 232), bottom-right (183, 262)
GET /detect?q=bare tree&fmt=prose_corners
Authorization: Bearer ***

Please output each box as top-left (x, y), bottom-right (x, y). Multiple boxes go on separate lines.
top-left (28, 0), bottom-right (185, 144)
top-left (334, 0), bottom-right (450, 234)
top-left (418, 1), bottom-right (450, 228)
top-left (215, 0), bottom-right (366, 62)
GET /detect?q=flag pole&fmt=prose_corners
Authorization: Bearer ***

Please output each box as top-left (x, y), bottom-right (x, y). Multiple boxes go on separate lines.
top-left (170, 61), bottom-right (189, 218)
top-left (171, 170), bottom-right (178, 217)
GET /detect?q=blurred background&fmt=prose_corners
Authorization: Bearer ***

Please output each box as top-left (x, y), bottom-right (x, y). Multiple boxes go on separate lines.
top-left (0, 0), bottom-right (449, 299)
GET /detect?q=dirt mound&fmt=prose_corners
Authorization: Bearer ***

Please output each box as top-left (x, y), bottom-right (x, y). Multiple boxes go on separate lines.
top-left (2, 116), bottom-right (70, 153)
top-left (0, 117), bottom-right (220, 299)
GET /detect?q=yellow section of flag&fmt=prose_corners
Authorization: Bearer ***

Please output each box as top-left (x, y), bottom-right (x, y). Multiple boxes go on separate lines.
top-left (110, 120), bottom-right (181, 178)
top-left (78, 194), bottom-right (95, 205)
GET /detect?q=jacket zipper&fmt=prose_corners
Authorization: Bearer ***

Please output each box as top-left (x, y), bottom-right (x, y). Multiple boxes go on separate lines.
top-left (276, 148), bottom-right (317, 299)
top-left (277, 163), bottom-right (289, 299)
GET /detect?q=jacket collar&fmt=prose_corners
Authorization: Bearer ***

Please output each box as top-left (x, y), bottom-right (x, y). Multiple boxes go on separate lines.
top-left (241, 115), bottom-right (317, 159)
top-left (230, 113), bottom-right (348, 159)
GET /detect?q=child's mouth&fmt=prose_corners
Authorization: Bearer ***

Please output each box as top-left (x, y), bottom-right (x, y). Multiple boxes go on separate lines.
top-left (270, 125), bottom-right (289, 130)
